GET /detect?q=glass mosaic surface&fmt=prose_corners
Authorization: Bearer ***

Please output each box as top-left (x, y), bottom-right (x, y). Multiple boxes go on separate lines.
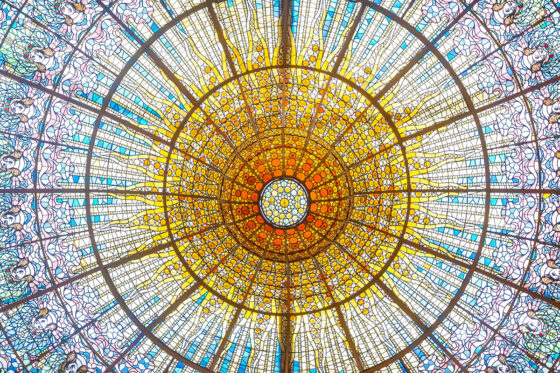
top-left (259, 178), bottom-right (308, 228)
top-left (0, 0), bottom-right (559, 371)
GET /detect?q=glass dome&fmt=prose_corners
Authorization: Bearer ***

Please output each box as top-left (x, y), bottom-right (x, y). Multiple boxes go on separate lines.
top-left (0, 0), bottom-right (559, 371)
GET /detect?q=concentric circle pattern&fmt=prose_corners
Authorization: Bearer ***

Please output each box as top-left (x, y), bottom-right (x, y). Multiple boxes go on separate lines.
top-left (0, 0), bottom-right (559, 372)
top-left (216, 124), bottom-right (357, 263)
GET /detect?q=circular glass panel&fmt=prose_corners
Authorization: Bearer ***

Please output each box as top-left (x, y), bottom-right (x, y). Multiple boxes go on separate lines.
top-left (259, 178), bottom-right (309, 228)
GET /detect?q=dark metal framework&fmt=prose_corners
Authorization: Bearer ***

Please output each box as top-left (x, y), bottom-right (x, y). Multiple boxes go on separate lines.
top-left (0, 0), bottom-right (559, 370)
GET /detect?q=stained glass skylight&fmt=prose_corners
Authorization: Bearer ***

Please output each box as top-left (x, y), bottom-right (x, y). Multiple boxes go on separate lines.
top-left (0, 0), bottom-right (559, 372)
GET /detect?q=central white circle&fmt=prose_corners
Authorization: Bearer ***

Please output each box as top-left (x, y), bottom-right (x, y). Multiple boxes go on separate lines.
top-left (259, 178), bottom-right (309, 228)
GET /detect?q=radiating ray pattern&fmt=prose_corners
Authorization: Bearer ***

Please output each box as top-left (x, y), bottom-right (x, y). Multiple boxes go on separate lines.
top-left (0, 0), bottom-right (559, 372)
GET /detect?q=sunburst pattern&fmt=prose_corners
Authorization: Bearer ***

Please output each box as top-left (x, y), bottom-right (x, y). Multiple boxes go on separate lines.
top-left (0, 0), bottom-right (559, 372)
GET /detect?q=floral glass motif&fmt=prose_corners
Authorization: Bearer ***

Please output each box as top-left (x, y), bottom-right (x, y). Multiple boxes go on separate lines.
top-left (259, 178), bottom-right (309, 228)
